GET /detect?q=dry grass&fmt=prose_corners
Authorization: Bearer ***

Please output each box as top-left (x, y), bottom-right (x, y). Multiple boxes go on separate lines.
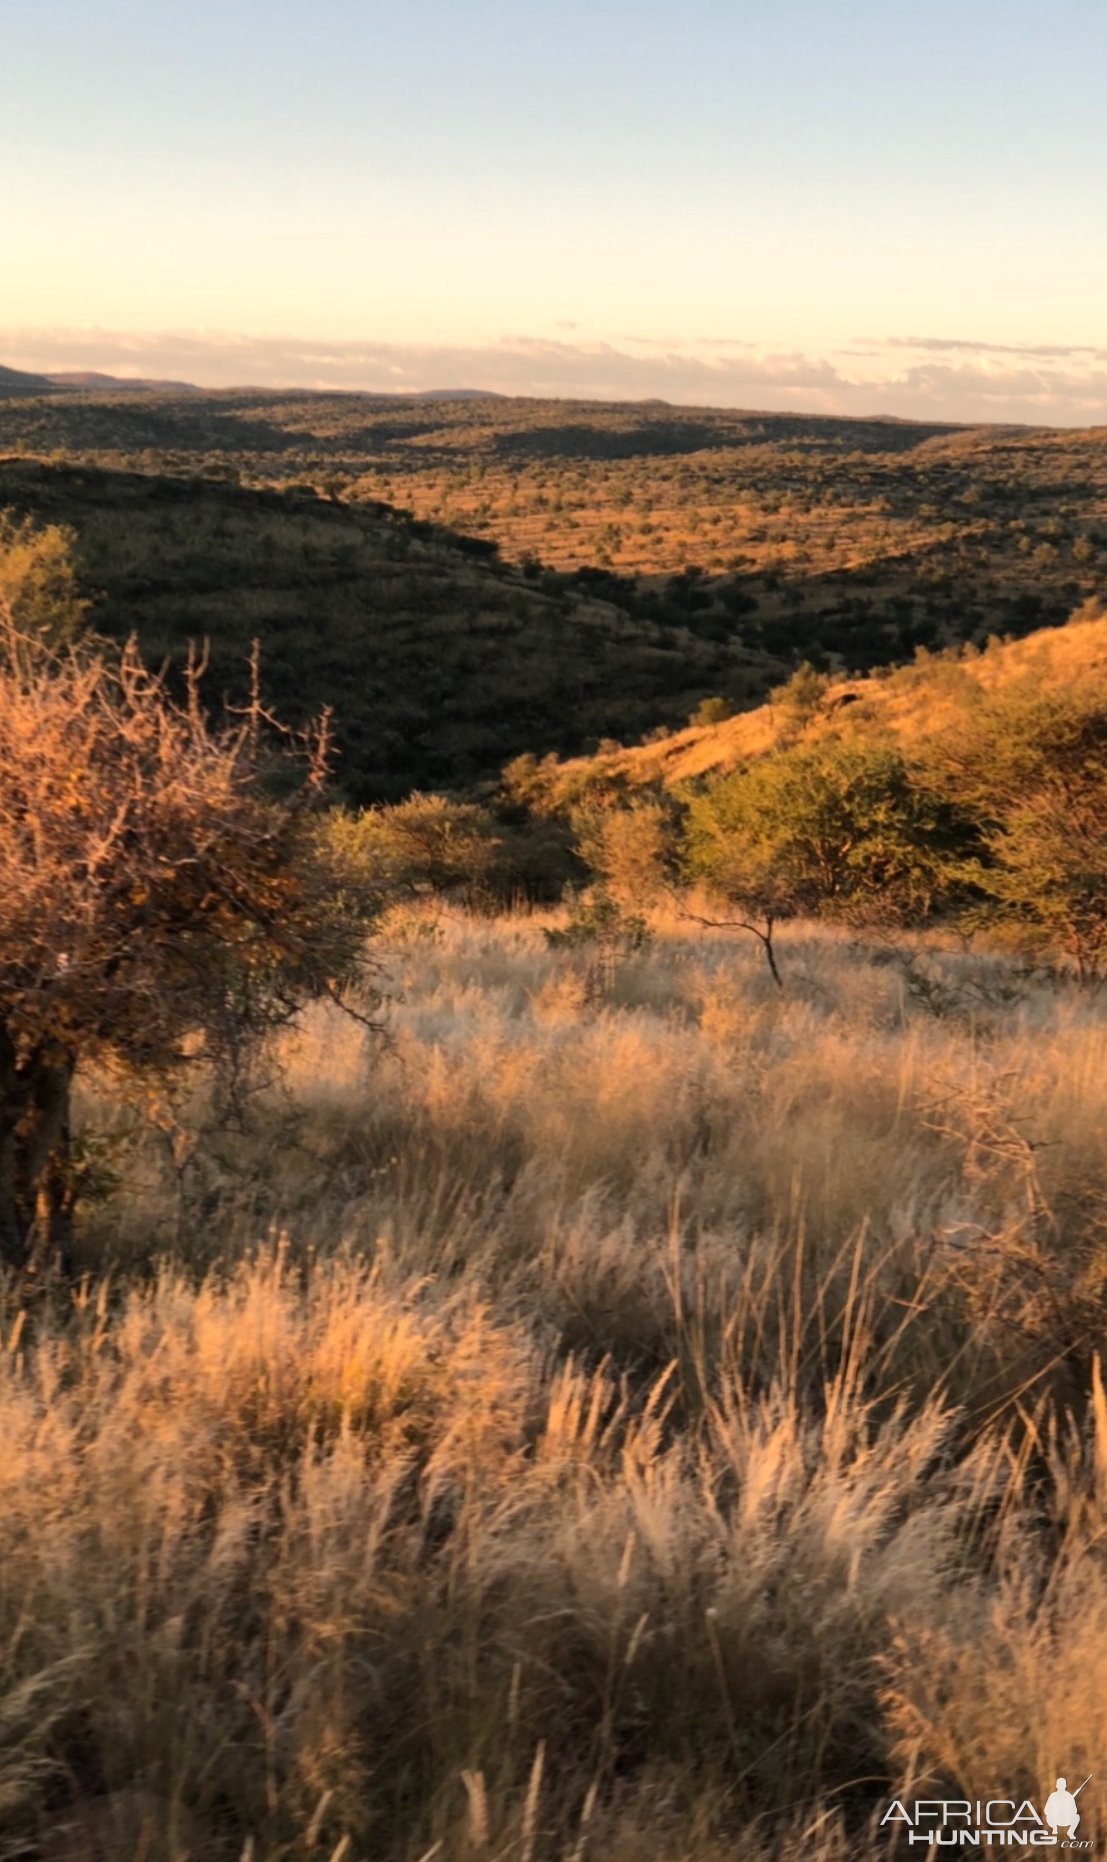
top-left (4, 909), bottom-right (1107, 1858)
top-left (545, 605), bottom-right (1107, 794)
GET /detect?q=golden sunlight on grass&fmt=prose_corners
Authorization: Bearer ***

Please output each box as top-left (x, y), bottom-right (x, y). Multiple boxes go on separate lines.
top-left (5, 909), bottom-right (1107, 1858)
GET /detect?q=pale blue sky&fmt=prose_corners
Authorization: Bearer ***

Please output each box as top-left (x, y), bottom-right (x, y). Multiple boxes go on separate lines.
top-left (5, 0), bottom-right (1107, 420)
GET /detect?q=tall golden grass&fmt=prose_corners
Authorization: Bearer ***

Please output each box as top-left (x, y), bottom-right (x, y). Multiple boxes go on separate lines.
top-left (4, 907), bottom-right (1107, 1859)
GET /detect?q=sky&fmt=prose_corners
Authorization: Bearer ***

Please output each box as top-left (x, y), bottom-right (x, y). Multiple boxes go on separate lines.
top-left (4, 0), bottom-right (1107, 423)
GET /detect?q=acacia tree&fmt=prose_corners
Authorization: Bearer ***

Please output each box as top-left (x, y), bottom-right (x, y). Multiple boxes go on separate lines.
top-left (682, 737), bottom-right (966, 983)
top-left (0, 604), bottom-right (377, 1272)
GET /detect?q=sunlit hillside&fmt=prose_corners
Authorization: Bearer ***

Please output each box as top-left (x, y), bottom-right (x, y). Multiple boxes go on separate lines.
top-left (2, 389), bottom-right (1105, 707)
top-left (538, 602), bottom-right (1107, 796)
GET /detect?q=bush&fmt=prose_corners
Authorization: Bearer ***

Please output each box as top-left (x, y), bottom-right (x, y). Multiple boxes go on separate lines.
top-left (571, 797), bottom-right (674, 905)
top-left (325, 793), bottom-right (502, 903)
top-left (690, 695), bottom-right (731, 728)
top-left (0, 508), bottom-right (88, 646)
top-left (683, 737), bottom-right (966, 929)
top-left (545, 887), bottom-right (650, 955)
top-left (924, 680), bottom-right (1107, 979)
top-left (772, 661), bottom-right (829, 740)
top-left (0, 599), bottom-right (376, 1272)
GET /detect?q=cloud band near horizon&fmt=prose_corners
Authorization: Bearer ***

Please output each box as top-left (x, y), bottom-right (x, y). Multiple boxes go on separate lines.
top-left (4, 327), bottom-right (1107, 427)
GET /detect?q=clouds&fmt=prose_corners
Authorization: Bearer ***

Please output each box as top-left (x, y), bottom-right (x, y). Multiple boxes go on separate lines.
top-left (881, 334), bottom-right (1107, 362)
top-left (0, 326), bottom-right (845, 405)
top-left (871, 338), bottom-right (1107, 423)
top-left (3, 325), bottom-right (1107, 426)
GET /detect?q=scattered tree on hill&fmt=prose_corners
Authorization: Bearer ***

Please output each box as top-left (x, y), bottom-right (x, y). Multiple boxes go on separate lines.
top-left (772, 661), bottom-right (830, 742)
top-left (690, 695), bottom-right (731, 728)
top-left (683, 737), bottom-right (965, 982)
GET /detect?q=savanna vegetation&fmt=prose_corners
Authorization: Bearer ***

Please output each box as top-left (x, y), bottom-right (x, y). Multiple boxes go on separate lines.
top-left (1, 399), bottom-right (1107, 1859)
top-left (5, 910), bottom-right (1107, 1860)
top-left (0, 460), bottom-right (739, 804)
top-left (2, 386), bottom-right (1106, 802)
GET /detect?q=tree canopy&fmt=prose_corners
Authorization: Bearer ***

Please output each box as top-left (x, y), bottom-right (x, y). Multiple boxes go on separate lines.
top-left (923, 681), bottom-right (1107, 980)
top-left (683, 736), bottom-right (963, 929)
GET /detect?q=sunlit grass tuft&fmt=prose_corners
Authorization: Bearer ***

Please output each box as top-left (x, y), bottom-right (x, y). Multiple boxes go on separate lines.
top-left (4, 907), bottom-right (1107, 1857)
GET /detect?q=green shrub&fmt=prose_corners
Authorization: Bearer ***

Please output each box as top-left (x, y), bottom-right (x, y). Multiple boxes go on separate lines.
top-left (684, 738), bottom-right (965, 929)
top-left (545, 887), bottom-right (650, 955)
top-left (325, 793), bottom-right (501, 902)
top-left (571, 797), bottom-right (674, 905)
top-left (924, 681), bottom-right (1107, 980)
top-left (0, 509), bottom-right (88, 646)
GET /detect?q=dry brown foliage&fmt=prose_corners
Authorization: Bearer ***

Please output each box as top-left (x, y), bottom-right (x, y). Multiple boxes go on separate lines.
top-left (0, 603), bottom-right (376, 1269)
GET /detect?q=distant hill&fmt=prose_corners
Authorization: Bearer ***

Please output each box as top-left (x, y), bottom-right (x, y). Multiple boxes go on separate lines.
top-left (0, 457), bottom-right (755, 802)
top-left (406, 388), bottom-right (507, 402)
top-left (0, 362), bottom-right (200, 396)
top-left (2, 365), bottom-right (499, 401)
top-left (45, 371), bottom-right (200, 393)
top-left (0, 363), bottom-right (62, 397)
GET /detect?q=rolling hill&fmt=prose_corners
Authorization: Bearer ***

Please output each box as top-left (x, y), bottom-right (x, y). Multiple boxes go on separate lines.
top-left (44, 370), bottom-right (200, 393)
top-left (0, 456), bottom-right (765, 802)
top-left (2, 386), bottom-right (1105, 803)
top-left (0, 363), bottom-right (61, 397)
top-left (1, 386), bottom-right (1103, 683)
top-left (529, 601), bottom-right (1107, 808)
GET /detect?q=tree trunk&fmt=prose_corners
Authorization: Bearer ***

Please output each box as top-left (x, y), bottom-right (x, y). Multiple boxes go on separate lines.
top-left (759, 915), bottom-right (784, 991)
top-left (0, 1030), bottom-right (77, 1274)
